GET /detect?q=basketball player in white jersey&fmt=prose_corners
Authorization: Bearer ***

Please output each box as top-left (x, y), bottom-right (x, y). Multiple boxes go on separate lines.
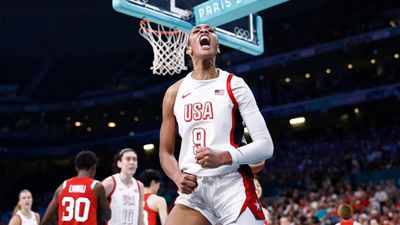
top-left (159, 24), bottom-right (274, 225)
top-left (8, 189), bottom-right (40, 225)
top-left (102, 148), bottom-right (145, 225)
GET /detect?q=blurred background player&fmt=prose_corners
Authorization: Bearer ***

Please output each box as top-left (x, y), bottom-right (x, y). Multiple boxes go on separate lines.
top-left (41, 150), bottom-right (111, 225)
top-left (102, 148), bottom-right (145, 225)
top-left (253, 176), bottom-right (270, 225)
top-left (8, 189), bottom-right (40, 225)
top-left (335, 204), bottom-right (361, 225)
top-left (139, 169), bottom-right (168, 225)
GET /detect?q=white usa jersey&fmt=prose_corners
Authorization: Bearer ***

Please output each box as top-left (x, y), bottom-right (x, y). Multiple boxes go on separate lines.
top-left (174, 69), bottom-right (260, 176)
top-left (107, 174), bottom-right (141, 225)
top-left (15, 210), bottom-right (39, 225)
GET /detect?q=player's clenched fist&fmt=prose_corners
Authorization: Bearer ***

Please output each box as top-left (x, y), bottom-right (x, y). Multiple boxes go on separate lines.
top-left (195, 147), bottom-right (232, 168)
top-left (176, 173), bottom-right (198, 194)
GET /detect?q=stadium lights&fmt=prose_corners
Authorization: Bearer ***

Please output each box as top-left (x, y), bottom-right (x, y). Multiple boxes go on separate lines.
top-left (390, 20), bottom-right (397, 28)
top-left (370, 59), bottom-right (376, 64)
top-left (305, 73), bottom-right (311, 79)
top-left (143, 144), bottom-right (155, 151)
top-left (108, 122), bottom-right (116, 128)
top-left (74, 121), bottom-right (82, 127)
top-left (134, 116), bottom-right (140, 122)
top-left (325, 68), bottom-right (332, 74)
top-left (284, 77), bottom-right (291, 83)
top-left (354, 108), bottom-right (360, 114)
top-left (86, 127), bottom-right (92, 132)
top-left (394, 53), bottom-right (399, 59)
top-left (347, 64), bottom-right (353, 69)
top-left (289, 117), bottom-right (305, 125)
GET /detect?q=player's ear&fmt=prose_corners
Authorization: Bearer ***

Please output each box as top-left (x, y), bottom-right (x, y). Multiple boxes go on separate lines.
top-left (217, 44), bottom-right (220, 54)
top-left (186, 47), bottom-right (192, 55)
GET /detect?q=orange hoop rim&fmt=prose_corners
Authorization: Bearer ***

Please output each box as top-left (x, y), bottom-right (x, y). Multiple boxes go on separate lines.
top-left (140, 20), bottom-right (183, 35)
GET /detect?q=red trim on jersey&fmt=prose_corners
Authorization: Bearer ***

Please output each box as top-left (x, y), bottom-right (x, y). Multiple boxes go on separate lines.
top-left (108, 176), bottom-right (116, 198)
top-left (15, 214), bottom-right (22, 225)
top-left (340, 220), bottom-right (355, 225)
top-left (135, 179), bottom-right (140, 192)
top-left (35, 213), bottom-right (40, 223)
top-left (144, 193), bottom-right (158, 225)
top-left (227, 73), bottom-right (239, 148)
top-left (106, 176), bottom-right (116, 225)
top-left (238, 166), bottom-right (265, 220)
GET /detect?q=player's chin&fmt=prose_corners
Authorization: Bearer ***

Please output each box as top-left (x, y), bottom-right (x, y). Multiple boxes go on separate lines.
top-left (127, 168), bottom-right (137, 174)
top-left (197, 49), bottom-right (217, 58)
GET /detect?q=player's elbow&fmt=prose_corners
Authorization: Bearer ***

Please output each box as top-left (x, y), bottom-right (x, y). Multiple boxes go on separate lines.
top-left (265, 139), bottom-right (274, 159)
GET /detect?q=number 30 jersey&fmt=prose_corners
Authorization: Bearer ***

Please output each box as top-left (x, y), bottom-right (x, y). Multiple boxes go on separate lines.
top-left (57, 176), bottom-right (99, 225)
top-left (174, 69), bottom-right (260, 176)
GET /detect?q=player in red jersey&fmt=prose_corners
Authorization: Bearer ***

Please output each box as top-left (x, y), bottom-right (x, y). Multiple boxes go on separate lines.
top-left (139, 169), bottom-right (168, 225)
top-left (41, 151), bottom-right (111, 225)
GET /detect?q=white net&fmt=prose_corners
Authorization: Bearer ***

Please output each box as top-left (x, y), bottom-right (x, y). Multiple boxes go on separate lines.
top-left (139, 20), bottom-right (189, 76)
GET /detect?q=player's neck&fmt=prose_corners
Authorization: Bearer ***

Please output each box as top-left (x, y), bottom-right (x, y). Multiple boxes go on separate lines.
top-left (119, 172), bottom-right (133, 186)
top-left (77, 171), bottom-right (91, 178)
top-left (191, 66), bottom-right (218, 80)
top-left (20, 208), bottom-right (32, 217)
top-left (144, 187), bottom-right (156, 194)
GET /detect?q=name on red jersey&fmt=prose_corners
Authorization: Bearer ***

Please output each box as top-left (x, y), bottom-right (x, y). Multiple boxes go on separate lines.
top-left (68, 185), bottom-right (87, 193)
top-left (184, 102), bottom-right (214, 122)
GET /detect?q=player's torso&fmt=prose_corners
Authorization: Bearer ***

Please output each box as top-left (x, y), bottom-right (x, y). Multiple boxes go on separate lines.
top-left (108, 174), bottom-right (140, 225)
top-left (174, 69), bottom-right (241, 176)
top-left (16, 211), bottom-right (38, 225)
top-left (57, 177), bottom-right (98, 225)
top-left (143, 193), bottom-right (157, 225)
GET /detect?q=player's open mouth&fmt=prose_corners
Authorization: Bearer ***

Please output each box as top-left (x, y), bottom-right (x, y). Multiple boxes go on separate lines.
top-left (199, 35), bottom-right (210, 49)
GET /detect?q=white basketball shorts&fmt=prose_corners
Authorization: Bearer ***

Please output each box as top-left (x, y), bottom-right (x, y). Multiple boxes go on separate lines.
top-left (175, 166), bottom-right (265, 225)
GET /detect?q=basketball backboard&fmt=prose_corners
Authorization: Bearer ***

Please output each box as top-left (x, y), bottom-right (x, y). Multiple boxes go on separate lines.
top-left (113, 0), bottom-right (288, 55)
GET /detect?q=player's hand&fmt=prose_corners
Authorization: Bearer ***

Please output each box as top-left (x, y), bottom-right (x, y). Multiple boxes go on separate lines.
top-left (176, 172), bottom-right (197, 194)
top-left (195, 147), bottom-right (232, 168)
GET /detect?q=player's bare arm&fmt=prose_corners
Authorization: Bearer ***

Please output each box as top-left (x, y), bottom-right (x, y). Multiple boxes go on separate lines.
top-left (35, 213), bottom-right (41, 224)
top-left (101, 176), bottom-right (115, 197)
top-left (93, 182), bottom-right (111, 221)
top-left (138, 181), bottom-right (145, 225)
top-left (147, 194), bottom-right (168, 225)
top-left (155, 195), bottom-right (168, 225)
top-left (41, 185), bottom-right (61, 225)
top-left (8, 215), bottom-right (20, 225)
top-left (159, 80), bottom-right (198, 194)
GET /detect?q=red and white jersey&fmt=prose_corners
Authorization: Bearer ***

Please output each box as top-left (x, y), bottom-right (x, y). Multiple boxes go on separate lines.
top-left (57, 176), bottom-right (99, 225)
top-left (143, 193), bottom-right (157, 225)
top-left (15, 210), bottom-right (39, 225)
top-left (174, 69), bottom-right (260, 176)
top-left (335, 220), bottom-right (362, 225)
top-left (107, 174), bottom-right (141, 225)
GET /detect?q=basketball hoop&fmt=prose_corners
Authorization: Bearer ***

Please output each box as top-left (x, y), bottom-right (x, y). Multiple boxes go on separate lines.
top-left (139, 20), bottom-right (189, 76)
